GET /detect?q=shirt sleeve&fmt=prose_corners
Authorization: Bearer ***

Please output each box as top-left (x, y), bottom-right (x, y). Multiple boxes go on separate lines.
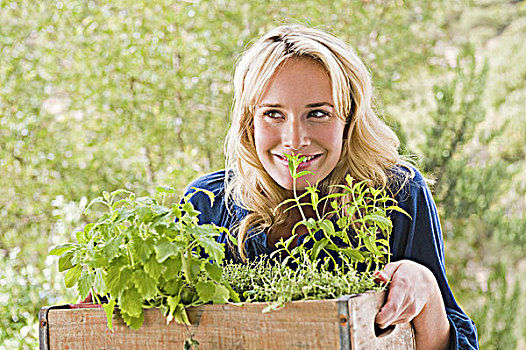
top-left (182, 170), bottom-right (238, 262)
top-left (182, 170), bottom-right (271, 262)
top-left (390, 167), bottom-right (479, 349)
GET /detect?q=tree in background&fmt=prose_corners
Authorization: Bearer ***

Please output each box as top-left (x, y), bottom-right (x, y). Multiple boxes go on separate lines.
top-left (417, 45), bottom-right (525, 348)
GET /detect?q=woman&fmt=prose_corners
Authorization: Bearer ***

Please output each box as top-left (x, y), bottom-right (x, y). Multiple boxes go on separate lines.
top-left (184, 25), bottom-right (479, 349)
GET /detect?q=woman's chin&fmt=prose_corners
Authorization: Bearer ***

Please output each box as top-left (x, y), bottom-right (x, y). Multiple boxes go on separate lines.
top-left (275, 178), bottom-right (315, 192)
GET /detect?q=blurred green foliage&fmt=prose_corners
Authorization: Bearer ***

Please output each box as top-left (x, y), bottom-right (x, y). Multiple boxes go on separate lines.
top-left (0, 0), bottom-right (525, 348)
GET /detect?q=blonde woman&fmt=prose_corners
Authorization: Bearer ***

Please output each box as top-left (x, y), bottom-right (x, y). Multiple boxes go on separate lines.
top-left (184, 25), bottom-right (478, 349)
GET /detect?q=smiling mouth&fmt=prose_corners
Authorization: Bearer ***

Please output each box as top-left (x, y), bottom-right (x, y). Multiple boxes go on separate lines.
top-left (274, 153), bottom-right (322, 165)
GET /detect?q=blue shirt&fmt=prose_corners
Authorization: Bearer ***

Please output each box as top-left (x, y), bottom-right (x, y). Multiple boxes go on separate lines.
top-left (184, 167), bottom-right (479, 349)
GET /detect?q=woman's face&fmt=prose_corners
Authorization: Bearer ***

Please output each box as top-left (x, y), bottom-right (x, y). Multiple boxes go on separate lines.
top-left (253, 57), bottom-right (345, 190)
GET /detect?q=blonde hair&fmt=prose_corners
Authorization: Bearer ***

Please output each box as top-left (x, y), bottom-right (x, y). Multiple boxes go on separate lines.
top-left (225, 25), bottom-right (405, 261)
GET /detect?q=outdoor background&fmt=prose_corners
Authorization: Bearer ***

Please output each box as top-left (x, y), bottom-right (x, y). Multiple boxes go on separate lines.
top-left (1, 0), bottom-right (525, 348)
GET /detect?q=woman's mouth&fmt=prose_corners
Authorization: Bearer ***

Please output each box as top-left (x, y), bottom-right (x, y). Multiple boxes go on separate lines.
top-left (273, 153), bottom-right (322, 169)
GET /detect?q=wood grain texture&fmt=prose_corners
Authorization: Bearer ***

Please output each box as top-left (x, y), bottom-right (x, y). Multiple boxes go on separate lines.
top-left (43, 293), bottom-right (415, 350)
top-left (349, 292), bottom-right (415, 350)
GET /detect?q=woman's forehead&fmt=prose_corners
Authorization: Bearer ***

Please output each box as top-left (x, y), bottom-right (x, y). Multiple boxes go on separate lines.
top-left (257, 57), bottom-right (333, 107)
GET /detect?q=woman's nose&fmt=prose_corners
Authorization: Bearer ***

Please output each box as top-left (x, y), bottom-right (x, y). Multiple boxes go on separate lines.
top-left (282, 118), bottom-right (310, 150)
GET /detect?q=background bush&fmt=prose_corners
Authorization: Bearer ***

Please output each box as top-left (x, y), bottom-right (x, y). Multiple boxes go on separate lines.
top-left (1, 0), bottom-right (524, 348)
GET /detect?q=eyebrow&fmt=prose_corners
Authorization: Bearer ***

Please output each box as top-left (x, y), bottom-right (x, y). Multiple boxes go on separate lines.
top-left (257, 102), bottom-right (334, 108)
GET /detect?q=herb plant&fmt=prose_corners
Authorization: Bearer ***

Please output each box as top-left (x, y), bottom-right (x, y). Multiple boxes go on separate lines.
top-left (49, 187), bottom-right (239, 330)
top-left (274, 153), bottom-right (409, 272)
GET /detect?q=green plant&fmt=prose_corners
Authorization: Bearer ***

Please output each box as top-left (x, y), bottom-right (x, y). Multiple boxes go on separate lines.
top-left (274, 154), bottom-right (409, 273)
top-left (222, 258), bottom-right (383, 312)
top-left (49, 187), bottom-right (239, 330)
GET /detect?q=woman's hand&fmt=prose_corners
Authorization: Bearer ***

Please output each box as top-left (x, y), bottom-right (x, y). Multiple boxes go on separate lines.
top-left (374, 260), bottom-right (451, 350)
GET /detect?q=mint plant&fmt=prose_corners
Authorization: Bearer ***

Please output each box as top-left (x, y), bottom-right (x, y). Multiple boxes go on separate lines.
top-left (49, 187), bottom-right (239, 330)
top-left (274, 153), bottom-right (410, 273)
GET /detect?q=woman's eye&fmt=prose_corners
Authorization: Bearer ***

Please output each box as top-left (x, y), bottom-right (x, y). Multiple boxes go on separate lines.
top-left (263, 110), bottom-right (282, 119)
top-left (308, 110), bottom-right (329, 119)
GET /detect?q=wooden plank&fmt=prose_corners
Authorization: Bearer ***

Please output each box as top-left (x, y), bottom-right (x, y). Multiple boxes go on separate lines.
top-left (43, 292), bottom-right (415, 350)
top-left (349, 292), bottom-right (415, 350)
top-left (46, 299), bottom-right (341, 350)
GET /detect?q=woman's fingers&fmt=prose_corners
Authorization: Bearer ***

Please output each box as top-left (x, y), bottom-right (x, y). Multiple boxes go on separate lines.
top-left (375, 260), bottom-right (432, 328)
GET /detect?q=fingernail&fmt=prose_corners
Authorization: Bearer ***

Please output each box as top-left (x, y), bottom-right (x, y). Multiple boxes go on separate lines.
top-left (373, 271), bottom-right (388, 283)
top-left (379, 320), bottom-right (391, 329)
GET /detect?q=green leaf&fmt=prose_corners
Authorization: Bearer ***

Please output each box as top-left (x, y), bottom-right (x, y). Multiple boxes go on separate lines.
top-left (211, 284), bottom-right (231, 304)
top-left (182, 202), bottom-right (200, 217)
top-left (163, 256), bottom-right (183, 278)
top-left (155, 238), bottom-right (183, 263)
top-left (77, 270), bottom-right (94, 300)
top-left (386, 205), bottom-right (412, 219)
top-left (76, 230), bottom-right (88, 244)
top-left (90, 250), bottom-right (109, 268)
top-left (167, 295), bottom-right (181, 323)
top-left (144, 256), bottom-right (163, 280)
top-left (113, 208), bottom-right (134, 223)
top-left (156, 186), bottom-right (176, 194)
top-left (103, 233), bottom-right (124, 262)
top-left (119, 286), bottom-right (143, 318)
top-left (184, 337), bottom-right (200, 350)
top-left (162, 278), bottom-right (183, 295)
top-left (294, 170), bottom-right (312, 179)
top-left (135, 206), bottom-right (153, 223)
top-left (132, 270), bottom-right (157, 300)
top-left (111, 189), bottom-right (134, 198)
top-left (336, 216), bottom-right (348, 229)
top-left (180, 286), bottom-right (198, 304)
top-left (58, 252), bottom-right (75, 272)
top-left (64, 264), bottom-right (82, 288)
top-left (105, 266), bottom-right (132, 298)
top-left (227, 230), bottom-right (238, 246)
top-left (311, 239), bottom-right (329, 261)
top-left (319, 220), bottom-right (336, 236)
top-left (86, 197), bottom-right (105, 212)
top-left (94, 269), bottom-right (106, 292)
top-left (287, 156), bottom-right (294, 177)
top-left (84, 222), bottom-right (96, 239)
top-left (151, 204), bottom-right (170, 216)
top-left (273, 197), bottom-right (298, 212)
top-left (204, 262), bottom-right (222, 282)
top-left (364, 213), bottom-right (392, 231)
top-left (322, 192), bottom-right (347, 200)
top-left (189, 187), bottom-right (215, 206)
top-left (49, 243), bottom-right (75, 256)
top-left (377, 239), bottom-right (390, 247)
top-left (189, 258), bottom-right (202, 281)
top-left (133, 237), bottom-right (154, 264)
top-left (363, 235), bottom-right (382, 256)
top-left (121, 310), bottom-right (144, 330)
top-left (195, 281), bottom-right (229, 304)
top-left (225, 284), bottom-right (241, 303)
top-left (196, 234), bottom-right (224, 263)
top-left (174, 304), bottom-right (190, 325)
top-left (341, 248), bottom-right (365, 262)
top-left (103, 191), bottom-right (110, 202)
top-left (102, 299), bottom-right (117, 330)
top-left (172, 205), bottom-right (182, 220)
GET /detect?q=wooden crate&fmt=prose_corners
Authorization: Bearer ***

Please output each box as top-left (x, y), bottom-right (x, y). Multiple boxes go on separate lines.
top-left (39, 291), bottom-right (414, 350)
